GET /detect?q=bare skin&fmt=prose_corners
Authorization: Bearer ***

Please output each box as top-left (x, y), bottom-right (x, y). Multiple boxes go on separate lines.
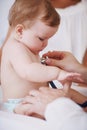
top-left (79, 49), bottom-right (87, 86)
top-left (1, 22), bottom-right (57, 101)
top-left (14, 85), bottom-right (70, 118)
top-left (14, 51), bottom-right (87, 118)
top-left (50, 0), bottom-right (81, 8)
top-left (43, 51), bottom-right (87, 84)
top-left (83, 49), bottom-right (87, 66)
top-left (14, 86), bottom-right (87, 119)
top-left (1, 21), bottom-right (77, 102)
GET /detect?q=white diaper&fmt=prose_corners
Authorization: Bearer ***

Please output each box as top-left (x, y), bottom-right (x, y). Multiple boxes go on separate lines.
top-left (0, 98), bottom-right (23, 112)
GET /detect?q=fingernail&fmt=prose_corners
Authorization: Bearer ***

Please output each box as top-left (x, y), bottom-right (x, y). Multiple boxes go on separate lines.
top-left (46, 58), bottom-right (51, 64)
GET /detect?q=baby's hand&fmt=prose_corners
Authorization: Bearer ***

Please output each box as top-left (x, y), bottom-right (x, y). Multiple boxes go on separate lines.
top-left (57, 69), bottom-right (82, 84)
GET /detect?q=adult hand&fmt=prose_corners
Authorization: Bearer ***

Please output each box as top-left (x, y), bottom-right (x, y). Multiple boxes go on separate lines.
top-left (14, 85), bottom-right (70, 119)
top-left (43, 51), bottom-right (81, 72)
top-left (43, 51), bottom-right (84, 83)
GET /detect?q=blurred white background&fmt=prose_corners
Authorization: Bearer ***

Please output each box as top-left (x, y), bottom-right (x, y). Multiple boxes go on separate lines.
top-left (0, 0), bottom-right (15, 47)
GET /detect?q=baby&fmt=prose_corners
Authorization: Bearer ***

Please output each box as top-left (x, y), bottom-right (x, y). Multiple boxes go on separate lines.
top-left (1, 0), bottom-right (77, 112)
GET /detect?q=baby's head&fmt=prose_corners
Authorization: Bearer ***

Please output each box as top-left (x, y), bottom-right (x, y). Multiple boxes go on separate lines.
top-left (8, 0), bottom-right (60, 54)
top-left (8, 0), bottom-right (60, 28)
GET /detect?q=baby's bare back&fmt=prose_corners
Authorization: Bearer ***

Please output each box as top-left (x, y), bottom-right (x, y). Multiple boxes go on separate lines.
top-left (1, 41), bottom-right (48, 101)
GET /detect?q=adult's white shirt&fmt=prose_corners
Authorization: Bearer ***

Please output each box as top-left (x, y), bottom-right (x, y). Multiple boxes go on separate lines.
top-left (41, 0), bottom-right (87, 63)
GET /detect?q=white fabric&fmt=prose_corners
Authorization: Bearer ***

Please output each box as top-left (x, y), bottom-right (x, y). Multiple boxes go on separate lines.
top-left (45, 98), bottom-right (87, 130)
top-left (0, 98), bottom-right (87, 130)
top-left (41, 1), bottom-right (87, 63)
top-left (0, 111), bottom-right (47, 130)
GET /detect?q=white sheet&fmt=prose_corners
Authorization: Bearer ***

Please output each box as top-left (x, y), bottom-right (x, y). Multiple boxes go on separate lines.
top-left (0, 98), bottom-right (87, 130)
top-left (0, 111), bottom-right (47, 130)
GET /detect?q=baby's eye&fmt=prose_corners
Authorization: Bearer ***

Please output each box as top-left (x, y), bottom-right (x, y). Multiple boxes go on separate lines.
top-left (39, 37), bottom-right (44, 41)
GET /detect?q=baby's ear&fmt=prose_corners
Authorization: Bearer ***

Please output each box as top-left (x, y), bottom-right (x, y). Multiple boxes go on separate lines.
top-left (15, 24), bottom-right (24, 40)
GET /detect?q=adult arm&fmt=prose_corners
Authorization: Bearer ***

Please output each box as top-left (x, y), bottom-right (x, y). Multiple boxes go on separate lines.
top-left (1, 98), bottom-right (87, 130)
top-left (14, 86), bottom-right (87, 115)
top-left (14, 87), bottom-right (87, 130)
top-left (43, 51), bottom-right (87, 84)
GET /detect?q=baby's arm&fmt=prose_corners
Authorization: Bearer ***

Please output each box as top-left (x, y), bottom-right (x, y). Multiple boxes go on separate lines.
top-left (12, 60), bottom-right (78, 83)
top-left (10, 45), bottom-right (79, 83)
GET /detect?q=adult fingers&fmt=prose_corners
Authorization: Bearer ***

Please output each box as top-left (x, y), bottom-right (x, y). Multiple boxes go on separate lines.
top-left (14, 103), bottom-right (32, 115)
top-left (63, 81), bottom-right (71, 94)
top-left (43, 51), bottom-right (64, 59)
top-left (29, 89), bottom-right (41, 97)
top-left (45, 58), bottom-right (64, 69)
top-left (22, 95), bottom-right (40, 104)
